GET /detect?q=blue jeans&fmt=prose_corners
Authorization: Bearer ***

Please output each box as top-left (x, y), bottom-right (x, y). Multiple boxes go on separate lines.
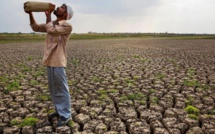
top-left (47, 67), bottom-right (71, 119)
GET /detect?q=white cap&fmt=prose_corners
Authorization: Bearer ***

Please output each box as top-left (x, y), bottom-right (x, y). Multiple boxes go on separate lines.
top-left (65, 4), bottom-right (74, 20)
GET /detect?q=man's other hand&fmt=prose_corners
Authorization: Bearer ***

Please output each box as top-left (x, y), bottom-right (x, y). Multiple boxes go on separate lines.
top-left (45, 3), bottom-right (55, 16)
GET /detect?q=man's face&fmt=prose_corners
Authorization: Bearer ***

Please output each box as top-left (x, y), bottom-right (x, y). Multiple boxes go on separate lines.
top-left (53, 4), bottom-right (67, 17)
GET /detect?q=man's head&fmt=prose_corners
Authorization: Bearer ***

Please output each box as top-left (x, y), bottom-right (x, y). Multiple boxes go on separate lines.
top-left (53, 4), bottom-right (74, 20)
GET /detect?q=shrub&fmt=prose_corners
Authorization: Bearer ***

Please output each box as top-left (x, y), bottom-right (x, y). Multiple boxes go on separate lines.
top-left (17, 62), bottom-right (26, 67)
top-left (30, 80), bottom-right (39, 85)
top-left (124, 78), bottom-right (134, 84)
top-left (11, 117), bottom-right (39, 127)
top-left (33, 71), bottom-right (44, 77)
top-left (11, 119), bottom-right (22, 126)
top-left (133, 55), bottom-right (140, 58)
top-left (108, 89), bottom-right (118, 93)
top-left (71, 59), bottom-right (79, 66)
top-left (185, 105), bottom-right (199, 115)
top-left (68, 120), bottom-right (75, 127)
top-left (99, 94), bottom-right (109, 100)
top-left (22, 67), bottom-right (31, 72)
top-left (36, 94), bottom-right (51, 101)
top-left (0, 75), bottom-right (9, 83)
top-left (133, 76), bottom-right (141, 80)
top-left (27, 56), bottom-right (33, 61)
top-left (140, 100), bottom-right (146, 105)
top-left (188, 114), bottom-right (198, 120)
top-left (20, 117), bottom-right (38, 127)
top-left (7, 81), bottom-right (20, 90)
top-left (47, 109), bottom-right (55, 114)
top-left (155, 73), bottom-right (165, 79)
top-left (127, 93), bottom-right (144, 101)
top-left (185, 99), bottom-right (192, 105)
top-left (120, 95), bottom-right (128, 101)
top-left (98, 90), bottom-right (107, 95)
top-left (140, 58), bottom-right (150, 63)
top-left (149, 89), bottom-right (156, 94)
top-left (4, 81), bottom-right (20, 94)
top-left (183, 80), bottom-right (200, 87)
top-left (187, 68), bottom-right (196, 76)
top-left (92, 76), bottom-right (101, 82)
top-left (150, 97), bottom-right (159, 104)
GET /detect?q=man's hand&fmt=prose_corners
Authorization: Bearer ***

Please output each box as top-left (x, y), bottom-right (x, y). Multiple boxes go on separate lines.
top-left (24, 2), bottom-right (35, 24)
top-left (24, 9), bottom-right (32, 14)
top-left (45, 3), bottom-right (55, 17)
top-left (45, 3), bottom-right (55, 24)
top-left (24, 3), bottom-right (32, 14)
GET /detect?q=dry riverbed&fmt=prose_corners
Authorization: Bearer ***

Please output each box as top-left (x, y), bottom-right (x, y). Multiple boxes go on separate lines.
top-left (0, 38), bottom-right (215, 134)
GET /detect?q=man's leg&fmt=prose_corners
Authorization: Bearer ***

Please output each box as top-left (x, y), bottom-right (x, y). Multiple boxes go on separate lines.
top-left (47, 66), bottom-right (54, 103)
top-left (47, 67), bottom-right (60, 122)
top-left (52, 67), bottom-right (71, 125)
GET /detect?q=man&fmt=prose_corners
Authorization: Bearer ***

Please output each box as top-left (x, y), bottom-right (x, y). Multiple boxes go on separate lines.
top-left (24, 3), bottom-right (74, 127)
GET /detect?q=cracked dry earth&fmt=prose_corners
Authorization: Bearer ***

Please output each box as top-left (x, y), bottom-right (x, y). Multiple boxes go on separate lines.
top-left (0, 38), bottom-right (215, 134)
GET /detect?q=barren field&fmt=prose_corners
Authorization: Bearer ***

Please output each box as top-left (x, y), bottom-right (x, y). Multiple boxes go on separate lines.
top-left (0, 38), bottom-right (215, 134)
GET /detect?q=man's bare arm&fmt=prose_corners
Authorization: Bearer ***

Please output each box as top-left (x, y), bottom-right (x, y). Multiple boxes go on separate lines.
top-left (24, 3), bottom-right (36, 24)
top-left (24, 9), bottom-right (46, 32)
top-left (28, 12), bottom-right (36, 24)
top-left (45, 4), bottom-right (55, 24)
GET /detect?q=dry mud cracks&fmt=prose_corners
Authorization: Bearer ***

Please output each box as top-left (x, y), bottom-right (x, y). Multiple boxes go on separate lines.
top-left (0, 38), bottom-right (215, 134)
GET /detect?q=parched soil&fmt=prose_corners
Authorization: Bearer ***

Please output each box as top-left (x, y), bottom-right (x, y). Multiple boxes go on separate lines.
top-left (0, 38), bottom-right (215, 134)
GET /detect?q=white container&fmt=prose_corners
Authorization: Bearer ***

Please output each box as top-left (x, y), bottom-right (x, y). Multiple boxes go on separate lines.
top-left (24, 1), bottom-right (54, 12)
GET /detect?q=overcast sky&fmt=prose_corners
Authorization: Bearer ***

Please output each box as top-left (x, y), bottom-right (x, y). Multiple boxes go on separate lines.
top-left (1, 0), bottom-right (215, 33)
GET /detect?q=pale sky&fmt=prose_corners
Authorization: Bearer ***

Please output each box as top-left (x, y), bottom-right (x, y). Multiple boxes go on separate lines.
top-left (1, 0), bottom-right (215, 33)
